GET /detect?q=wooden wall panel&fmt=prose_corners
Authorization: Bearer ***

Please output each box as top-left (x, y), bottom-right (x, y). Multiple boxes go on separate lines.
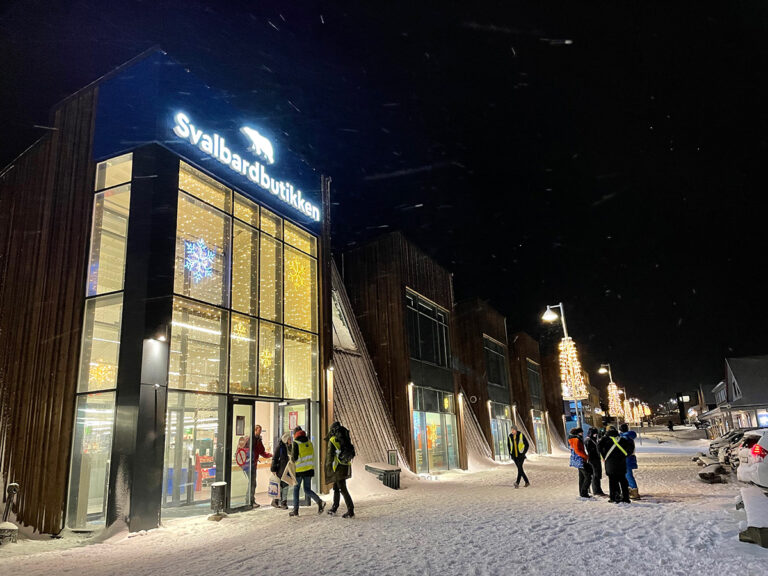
top-left (0, 89), bottom-right (97, 534)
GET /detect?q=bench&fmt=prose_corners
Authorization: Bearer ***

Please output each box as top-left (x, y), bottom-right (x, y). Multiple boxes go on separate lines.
top-left (365, 462), bottom-right (401, 489)
top-left (738, 486), bottom-right (768, 547)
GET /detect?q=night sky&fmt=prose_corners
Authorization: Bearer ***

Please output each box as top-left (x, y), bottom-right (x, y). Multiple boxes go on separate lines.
top-left (2, 1), bottom-right (767, 405)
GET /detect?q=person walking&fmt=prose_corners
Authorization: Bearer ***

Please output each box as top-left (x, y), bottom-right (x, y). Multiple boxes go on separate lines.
top-left (289, 428), bottom-right (325, 517)
top-left (250, 424), bottom-right (272, 507)
top-left (507, 426), bottom-right (530, 488)
top-left (325, 421), bottom-right (355, 518)
top-left (619, 423), bottom-right (640, 500)
top-left (598, 426), bottom-right (635, 504)
top-left (270, 431), bottom-right (292, 509)
top-left (568, 427), bottom-right (592, 498)
top-left (585, 427), bottom-right (606, 496)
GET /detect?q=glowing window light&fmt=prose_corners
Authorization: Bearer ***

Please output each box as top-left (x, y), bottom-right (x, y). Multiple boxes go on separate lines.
top-left (184, 238), bottom-right (216, 283)
top-left (607, 382), bottom-right (623, 418)
top-left (559, 337), bottom-right (587, 400)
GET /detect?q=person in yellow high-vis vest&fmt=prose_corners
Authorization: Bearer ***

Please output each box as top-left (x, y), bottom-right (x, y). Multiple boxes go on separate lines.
top-left (508, 427), bottom-right (530, 488)
top-left (289, 429), bottom-right (326, 517)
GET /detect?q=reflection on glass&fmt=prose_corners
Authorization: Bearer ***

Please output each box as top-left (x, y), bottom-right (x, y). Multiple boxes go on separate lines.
top-left (259, 234), bottom-right (282, 322)
top-left (174, 192), bottom-right (231, 307)
top-left (169, 297), bottom-right (228, 393)
top-left (260, 207), bottom-right (282, 239)
top-left (234, 193), bottom-right (259, 227)
top-left (284, 245), bottom-right (317, 332)
top-left (179, 161), bottom-right (232, 212)
top-left (230, 313), bottom-right (257, 395)
top-left (87, 185), bottom-right (131, 296)
top-left (284, 221), bottom-right (317, 256)
top-left (78, 294), bottom-right (123, 393)
top-left (95, 153), bottom-right (132, 191)
top-left (258, 321), bottom-right (283, 397)
top-left (163, 391), bottom-right (226, 510)
top-left (66, 392), bottom-right (115, 529)
top-left (232, 222), bottom-right (259, 316)
top-left (284, 328), bottom-right (317, 400)
top-left (229, 403), bottom-right (252, 509)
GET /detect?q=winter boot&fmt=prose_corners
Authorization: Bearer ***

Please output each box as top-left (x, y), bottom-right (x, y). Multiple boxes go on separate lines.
top-left (271, 499), bottom-right (280, 508)
top-left (318, 501), bottom-right (326, 515)
top-left (514, 483), bottom-right (519, 489)
top-left (279, 500), bottom-right (288, 509)
top-left (629, 488), bottom-right (641, 500)
top-left (327, 507), bottom-right (338, 516)
top-left (524, 482), bottom-right (530, 488)
top-left (289, 509), bottom-right (299, 517)
top-left (342, 509), bottom-right (355, 519)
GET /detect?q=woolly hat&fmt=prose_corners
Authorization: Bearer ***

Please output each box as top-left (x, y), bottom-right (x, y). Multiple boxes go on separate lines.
top-left (571, 427), bottom-right (583, 435)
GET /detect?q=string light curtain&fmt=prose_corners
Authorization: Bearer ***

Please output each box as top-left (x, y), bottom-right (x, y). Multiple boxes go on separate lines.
top-left (559, 337), bottom-right (588, 400)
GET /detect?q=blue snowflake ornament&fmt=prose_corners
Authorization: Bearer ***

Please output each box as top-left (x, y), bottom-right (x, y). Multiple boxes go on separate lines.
top-left (185, 238), bottom-right (216, 283)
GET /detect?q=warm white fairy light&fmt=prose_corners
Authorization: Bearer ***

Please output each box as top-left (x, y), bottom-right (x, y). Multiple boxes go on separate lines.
top-left (607, 382), bottom-right (623, 418)
top-left (559, 337), bottom-right (588, 400)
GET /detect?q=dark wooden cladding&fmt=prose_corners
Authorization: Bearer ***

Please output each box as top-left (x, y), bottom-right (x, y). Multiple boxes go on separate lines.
top-left (0, 88), bottom-right (98, 534)
top-left (342, 231), bottom-right (455, 469)
top-left (509, 331), bottom-right (540, 441)
top-left (453, 299), bottom-right (511, 457)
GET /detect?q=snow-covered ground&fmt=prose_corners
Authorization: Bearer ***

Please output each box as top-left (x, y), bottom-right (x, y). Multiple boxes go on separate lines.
top-left (2, 430), bottom-right (767, 575)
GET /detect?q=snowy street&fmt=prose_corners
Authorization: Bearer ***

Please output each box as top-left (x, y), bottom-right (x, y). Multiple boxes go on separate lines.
top-left (2, 433), bottom-right (767, 576)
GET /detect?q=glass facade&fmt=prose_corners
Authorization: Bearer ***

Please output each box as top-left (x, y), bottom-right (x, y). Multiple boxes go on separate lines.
top-left (68, 153), bottom-right (132, 529)
top-left (165, 162), bottom-right (320, 512)
top-left (484, 337), bottom-right (509, 388)
top-left (405, 292), bottom-right (450, 367)
top-left (412, 386), bottom-right (459, 473)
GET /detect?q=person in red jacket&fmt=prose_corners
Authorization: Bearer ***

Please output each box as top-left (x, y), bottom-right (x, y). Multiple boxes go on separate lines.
top-left (568, 427), bottom-right (593, 498)
top-left (250, 424), bottom-right (272, 507)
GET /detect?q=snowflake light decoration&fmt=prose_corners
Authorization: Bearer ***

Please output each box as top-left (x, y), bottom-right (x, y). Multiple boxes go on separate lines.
top-left (287, 258), bottom-right (308, 288)
top-left (185, 238), bottom-right (216, 283)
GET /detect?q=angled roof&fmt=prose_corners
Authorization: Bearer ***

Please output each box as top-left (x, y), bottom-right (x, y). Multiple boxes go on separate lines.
top-left (725, 355), bottom-right (768, 407)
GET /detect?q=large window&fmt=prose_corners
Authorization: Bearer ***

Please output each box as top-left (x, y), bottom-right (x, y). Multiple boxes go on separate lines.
top-left (169, 162), bottom-right (319, 402)
top-left (78, 293), bottom-right (124, 393)
top-left (527, 359), bottom-right (544, 411)
top-left (87, 185), bottom-right (130, 296)
top-left (69, 153), bottom-right (132, 529)
top-left (175, 192), bottom-right (231, 307)
top-left (484, 336), bottom-right (509, 388)
top-left (405, 291), bottom-right (450, 368)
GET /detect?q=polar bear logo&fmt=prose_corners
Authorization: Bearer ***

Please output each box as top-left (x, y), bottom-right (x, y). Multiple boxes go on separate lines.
top-left (240, 126), bottom-right (275, 165)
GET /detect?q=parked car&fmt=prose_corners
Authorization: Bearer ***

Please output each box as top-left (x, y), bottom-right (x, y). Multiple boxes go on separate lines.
top-left (718, 434), bottom-right (747, 468)
top-left (736, 430), bottom-right (768, 488)
top-left (709, 428), bottom-right (758, 457)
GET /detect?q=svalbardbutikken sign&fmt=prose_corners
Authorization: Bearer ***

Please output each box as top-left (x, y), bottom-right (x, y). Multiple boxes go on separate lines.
top-left (172, 112), bottom-right (320, 222)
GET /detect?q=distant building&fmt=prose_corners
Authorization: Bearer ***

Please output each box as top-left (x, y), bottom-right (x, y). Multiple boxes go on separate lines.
top-left (701, 355), bottom-right (768, 436)
top-left (453, 299), bottom-right (516, 461)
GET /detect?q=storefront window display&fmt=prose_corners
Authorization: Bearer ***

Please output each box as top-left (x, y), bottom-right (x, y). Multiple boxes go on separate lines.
top-left (412, 386), bottom-right (459, 473)
top-left (490, 402), bottom-right (512, 462)
top-left (78, 294), bottom-right (123, 393)
top-left (229, 313), bottom-right (258, 395)
top-left (162, 391), bottom-right (227, 513)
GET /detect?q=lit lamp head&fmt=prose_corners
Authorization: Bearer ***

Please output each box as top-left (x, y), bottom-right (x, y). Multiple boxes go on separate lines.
top-left (598, 365), bottom-right (608, 375)
top-left (541, 306), bottom-right (559, 323)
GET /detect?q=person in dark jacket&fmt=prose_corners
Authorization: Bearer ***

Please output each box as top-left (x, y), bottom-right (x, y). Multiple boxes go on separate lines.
top-left (508, 427), bottom-right (530, 488)
top-left (289, 429), bottom-right (325, 517)
top-left (619, 424), bottom-right (640, 500)
top-left (598, 426), bottom-right (635, 503)
top-left (250, 424), bottom-right (272, 507)
top-left (325, 421), bottom-right (355, 518)
top-left (270, 431), bottom-right (292, 509)
top-left (585, 428), bottom-right (606, 496)
top-left (568, 427), bottom-right (592, 498)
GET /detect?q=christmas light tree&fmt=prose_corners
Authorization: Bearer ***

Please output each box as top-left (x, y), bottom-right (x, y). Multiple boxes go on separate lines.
top-left (559, 337), bottom-right (588, 400)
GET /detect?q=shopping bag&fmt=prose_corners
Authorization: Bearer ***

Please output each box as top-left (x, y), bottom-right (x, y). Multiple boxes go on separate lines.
top-left (281, 460), bottom-right (297, 486)
top-left (267, 474), bottom-right (280, 498)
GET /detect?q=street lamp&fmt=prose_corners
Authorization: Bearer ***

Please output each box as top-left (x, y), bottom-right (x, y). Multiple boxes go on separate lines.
top-left (542, 302), bottom-right (586, 427)
top-left (541, 302), bottom-right (569, 338)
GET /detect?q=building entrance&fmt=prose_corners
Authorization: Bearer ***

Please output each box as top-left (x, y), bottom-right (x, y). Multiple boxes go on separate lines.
top-left (227, 398), bottom-right (309, 510)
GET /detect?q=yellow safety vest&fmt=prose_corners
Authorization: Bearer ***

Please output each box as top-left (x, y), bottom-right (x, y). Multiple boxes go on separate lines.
top-left (295, 440), bottom-right (314, 473)
top-left (330, 436), bottom-right (345, 471)
top-left (509, 433), bottom-right (525, 457)
top-left (603, 436), bottom-right (628, 460)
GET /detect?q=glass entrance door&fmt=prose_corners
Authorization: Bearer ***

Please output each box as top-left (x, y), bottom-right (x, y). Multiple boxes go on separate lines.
top-left (533, 411), bottom-right (549, 455)
top-left (491, 418), bottom-right (511, 462)
top-left (229, 401), bottom-right (253, 509)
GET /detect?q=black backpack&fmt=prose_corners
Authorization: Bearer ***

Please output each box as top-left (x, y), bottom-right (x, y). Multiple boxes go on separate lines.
top-left (336, 426), bottom-right (356, 465)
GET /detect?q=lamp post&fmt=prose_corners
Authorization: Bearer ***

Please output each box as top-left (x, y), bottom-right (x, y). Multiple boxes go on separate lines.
top-left (599, 363), bottom-right (623, 429)
top-left (542, 302), bottom-right (586, 428)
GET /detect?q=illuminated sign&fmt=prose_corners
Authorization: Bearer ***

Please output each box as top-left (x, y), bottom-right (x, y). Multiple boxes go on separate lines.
top-left (172, 112), bottom-right (320, 222)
